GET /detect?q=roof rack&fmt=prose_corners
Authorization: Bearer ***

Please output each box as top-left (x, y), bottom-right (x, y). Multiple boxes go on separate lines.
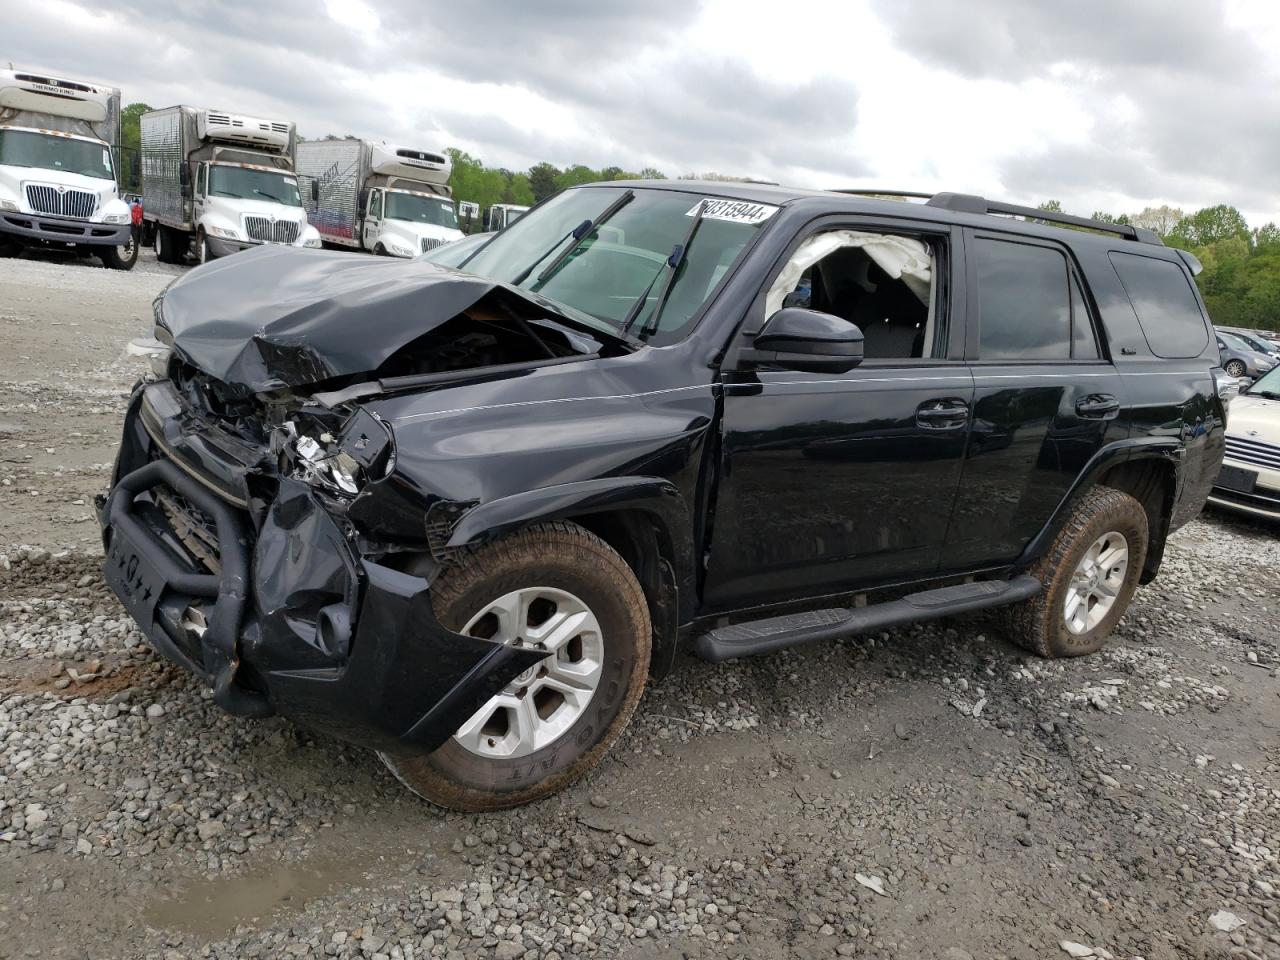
top-left (927, 192), bottom-right (1163, 245)
top-left (828, 189), bottom-right (934, 201)
top-left (827, 188), bottom-right (1163, 245)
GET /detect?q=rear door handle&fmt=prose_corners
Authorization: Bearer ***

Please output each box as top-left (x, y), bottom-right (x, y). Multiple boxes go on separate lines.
top-left (1075, 394), bottom-right (1121, 419)
top-left (916, 398), bottom-right (970, 429)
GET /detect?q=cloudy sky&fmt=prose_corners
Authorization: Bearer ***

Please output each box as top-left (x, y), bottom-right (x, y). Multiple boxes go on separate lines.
top-left (10, 0), bottom-right (1280, 226)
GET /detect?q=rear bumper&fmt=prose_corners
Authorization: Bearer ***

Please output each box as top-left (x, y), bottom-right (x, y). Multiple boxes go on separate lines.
top-left (97, 384), bottom-right (541, 752)
top-left (0, 212), bottom-right (130, 246)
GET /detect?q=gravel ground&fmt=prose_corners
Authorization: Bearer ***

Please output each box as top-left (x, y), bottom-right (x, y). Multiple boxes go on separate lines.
top-left (1, 250), bottom-right (1278, 960)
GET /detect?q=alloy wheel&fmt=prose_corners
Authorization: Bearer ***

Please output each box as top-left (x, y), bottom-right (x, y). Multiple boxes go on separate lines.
top-left (452, 586), bottom-right (604, 759)
top-left (1063, 530), bottom-right (1128, 635)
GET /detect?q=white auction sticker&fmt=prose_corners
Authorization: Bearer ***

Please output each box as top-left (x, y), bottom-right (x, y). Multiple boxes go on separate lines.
top-left (686, 198), bottom-right (778, 225)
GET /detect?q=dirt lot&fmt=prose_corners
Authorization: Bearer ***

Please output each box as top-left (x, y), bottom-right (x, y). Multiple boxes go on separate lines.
top-left (1, 250), bottom-right (1278, 960)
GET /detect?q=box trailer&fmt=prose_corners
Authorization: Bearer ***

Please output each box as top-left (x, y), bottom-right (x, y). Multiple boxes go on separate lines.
top-left (298, 139), bottom-right (462, 257)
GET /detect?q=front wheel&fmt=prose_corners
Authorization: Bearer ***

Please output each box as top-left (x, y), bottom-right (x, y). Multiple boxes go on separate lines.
top-left (379, 522), bottom-right (651, 811)
top-left (196, 231), bottom-right (214, 266)
top-left (1003, 485), bottom-right (1147, 658)
top-left (1224, 359), bottom-right (1247, 379)
top-left (100, 232), bottom-right (138, 271)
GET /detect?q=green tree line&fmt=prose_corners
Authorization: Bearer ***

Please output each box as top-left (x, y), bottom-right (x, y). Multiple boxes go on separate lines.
top-left (1038, 200), bottom-right (1280, 331)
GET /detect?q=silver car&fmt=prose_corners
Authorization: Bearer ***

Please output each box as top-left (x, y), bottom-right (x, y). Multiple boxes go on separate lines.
top-left (1219, 327), bottom-right (1280, 359)
top-left (1217, 330), bottom-right (1278, 380)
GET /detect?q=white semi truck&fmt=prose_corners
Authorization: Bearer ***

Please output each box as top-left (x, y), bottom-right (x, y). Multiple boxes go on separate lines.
top-left (484, 203), bottom-right (530, 232)
top-left (141, 105), bottom-right (320, 265)
top-left (0, 67), bottom-right (136, 269)
top-left (297, 139), bottom-right (462, 257)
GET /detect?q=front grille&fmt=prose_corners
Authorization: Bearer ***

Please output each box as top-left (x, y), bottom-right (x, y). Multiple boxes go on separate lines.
top-left (25, 184), bottom-right (96, 219)
top-left (155, 485), bottom-right (221, 574)
top-left (421, 237), bottom-right (446, 254)
top-left (1224, 434), bottom-right (1280, 471)
top-left (243, 216), bottom-right (300, 244)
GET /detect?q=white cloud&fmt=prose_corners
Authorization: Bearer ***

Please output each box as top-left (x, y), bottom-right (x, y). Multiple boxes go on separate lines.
top-left (7, 0), bottom-right (1277, 226)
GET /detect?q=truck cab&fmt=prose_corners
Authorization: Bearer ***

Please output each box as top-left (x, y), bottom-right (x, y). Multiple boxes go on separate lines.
top-left (0, 68), bottom-right (136, 269)
top-left (362, 185), bottom-right (461, 257)
top-left (484, 203), bottom-right (530, 232)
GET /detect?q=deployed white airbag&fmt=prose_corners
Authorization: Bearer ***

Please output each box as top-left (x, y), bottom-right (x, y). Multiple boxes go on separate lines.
top-left (766, 230), bottom-right (933, 316)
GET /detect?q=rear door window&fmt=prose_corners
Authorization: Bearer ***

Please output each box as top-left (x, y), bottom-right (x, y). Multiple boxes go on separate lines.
top-left (974, 238), bottom-right (1071, 361)
top-left (1109, 252), bottom-right (1209, 359)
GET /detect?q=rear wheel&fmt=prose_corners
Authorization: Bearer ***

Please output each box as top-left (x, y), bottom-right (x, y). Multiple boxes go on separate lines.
top-left (100, 232), bottom-right (138, 271)
top-left (379, 522), bottom-right (651, 811)
top-left (1224, 359), bottom-right (1247, 378)
top-left (1004, 485), bottom-right (1147, 658)
top-left (154, 225), bottom-right (184, 264)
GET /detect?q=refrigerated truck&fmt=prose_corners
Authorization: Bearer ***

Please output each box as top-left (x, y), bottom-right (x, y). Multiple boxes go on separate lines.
top-left (297, 139), bottom-right (462, 258)
top-left (0, 66), bottom-right (136, 269)
top-left (141, 105), bottom-right (320, 265)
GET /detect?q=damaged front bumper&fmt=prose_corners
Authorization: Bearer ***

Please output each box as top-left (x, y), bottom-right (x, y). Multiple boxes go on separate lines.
top-left (96, 383), bottom-right (543, 753)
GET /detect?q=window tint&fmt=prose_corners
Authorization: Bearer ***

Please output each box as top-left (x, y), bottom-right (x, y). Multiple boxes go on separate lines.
top-left (1109, 253), bottom-right (1208, 359)
top-left (976, 239), bottom-right (1070, 360)
top-left (1070, 275), bottom-right (1099, 359)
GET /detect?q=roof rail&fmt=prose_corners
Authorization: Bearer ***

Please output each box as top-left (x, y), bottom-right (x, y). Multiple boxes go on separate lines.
top-left (926, 192), bottom-right (1164, 245)
top-left (828, 188), bottom-right (934, 201)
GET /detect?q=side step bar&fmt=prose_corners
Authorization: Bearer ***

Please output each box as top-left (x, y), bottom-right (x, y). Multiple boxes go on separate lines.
top-left (692, 576), bottom-right (1042, 662)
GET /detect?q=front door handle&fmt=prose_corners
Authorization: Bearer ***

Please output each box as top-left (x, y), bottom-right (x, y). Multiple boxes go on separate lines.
top-left (1075, 394), bottom-right (1121, 419)
top-left (916, 398), bottom-right (970, 429)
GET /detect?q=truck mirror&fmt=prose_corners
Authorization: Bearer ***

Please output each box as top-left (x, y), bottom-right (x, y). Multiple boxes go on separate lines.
top-left (311, 179), bottom-right (319, 202)
top-left (358, 189), bottom-right (367, 216)
top-left (179, 163), bottom-right (190, 187)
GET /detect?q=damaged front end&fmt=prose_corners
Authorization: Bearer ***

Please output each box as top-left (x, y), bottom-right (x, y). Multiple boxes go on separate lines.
top-left (95, 248), bottom-right (617, 751)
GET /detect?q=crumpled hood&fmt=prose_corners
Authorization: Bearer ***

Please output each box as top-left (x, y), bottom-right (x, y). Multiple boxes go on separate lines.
top-left (157, 244), bottom-right (590, 393)
top-left (1228, 393), bottom-right (1280, 444)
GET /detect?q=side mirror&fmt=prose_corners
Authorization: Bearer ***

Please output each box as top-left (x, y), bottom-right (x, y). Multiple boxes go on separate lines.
top-left (358, 189), bottom-right (368, 216)
top-left (311, 179), bottom-right (320, 202)
top-left (746, 308), bottom-right (864, 374)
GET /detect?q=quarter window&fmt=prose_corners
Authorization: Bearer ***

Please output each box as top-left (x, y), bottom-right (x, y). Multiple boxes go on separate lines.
top-left (1109, 252), bottom-right (1209, 359)
top-left (976, 238), bottom-right (1071, 361)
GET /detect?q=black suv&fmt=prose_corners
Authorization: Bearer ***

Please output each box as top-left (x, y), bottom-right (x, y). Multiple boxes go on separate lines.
top-left (99, 182), bottom-right (1227, 810)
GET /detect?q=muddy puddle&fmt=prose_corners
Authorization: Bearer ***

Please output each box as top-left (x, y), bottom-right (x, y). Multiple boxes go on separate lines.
top-left (144, 854), bottom-right (374, 938)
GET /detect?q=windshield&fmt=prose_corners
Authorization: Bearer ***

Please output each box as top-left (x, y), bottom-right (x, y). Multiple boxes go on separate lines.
top-left (460, 187), bottom-right (771, 344)
top-left (419, 232), bottom-right (493, 267)
top-left (1219, 331), bottom-right (1259, 354)
top-left (208, 165), bottom-right (302, 206)
top-left (1232, 332), bottom-right (1273, 353)
top-left (1246, 365), bottom-right (1280, 399)
top-left (384, 191), bottom-right (459, 228)
top-left (0, 130), bottom-right (114, 181)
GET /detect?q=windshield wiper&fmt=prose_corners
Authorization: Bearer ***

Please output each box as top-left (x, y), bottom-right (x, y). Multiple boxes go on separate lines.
top-left (624, 198), bottom-right (708, 341)
top-left (1249, 389), bottom-right (1280, 400)
top-left (533, 189), bottom-right (636, 287)
top-left (254, 188), bottom-right (287, 203)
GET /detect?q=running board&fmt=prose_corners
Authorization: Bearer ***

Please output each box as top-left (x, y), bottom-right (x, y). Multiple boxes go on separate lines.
top-left (692, 576), bottom-right (1042, 662)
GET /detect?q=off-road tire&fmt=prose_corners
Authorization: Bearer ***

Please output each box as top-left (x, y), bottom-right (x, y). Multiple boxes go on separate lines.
top-left (379, 522), bottom-right (651, 811)
top-left (100, 234), bottom-right (138, 271)
top-left (1223, 359), bottom-right (1247, 379)
top-left (1004, 485), bottom-right (1147, 658)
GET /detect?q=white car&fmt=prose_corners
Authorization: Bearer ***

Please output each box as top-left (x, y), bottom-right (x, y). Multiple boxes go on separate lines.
top-left (1209, 365), bottom-right (1280, 520)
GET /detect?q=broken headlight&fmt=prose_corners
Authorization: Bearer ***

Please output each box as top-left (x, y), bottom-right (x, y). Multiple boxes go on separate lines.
top-left (281, 409), bottom-right (395, 497)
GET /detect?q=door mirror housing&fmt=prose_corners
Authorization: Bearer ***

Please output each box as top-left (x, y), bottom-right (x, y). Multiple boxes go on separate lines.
top-left (311, 179), bottom-right (320, 203)
top-left (746, 308), bottom-right (864, 374)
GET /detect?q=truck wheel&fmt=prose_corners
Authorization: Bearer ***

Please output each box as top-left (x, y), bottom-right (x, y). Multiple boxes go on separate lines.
top-left (196, 231), bottom-right (214, 266)
top-left (100, 233), bottom-right (138, 271)
top-left (379, 522), bottom-right (651, 811)
top-left (155, 225), bottom-right (183, 264)
top-left (1005, 485), bottom-right (1147, 658)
